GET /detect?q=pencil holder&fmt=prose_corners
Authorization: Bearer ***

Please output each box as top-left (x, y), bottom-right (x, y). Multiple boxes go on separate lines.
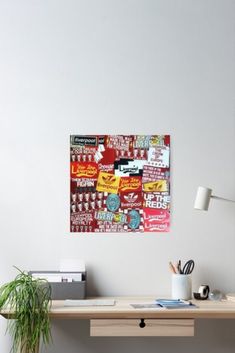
top-left (171, 274), bottom-right (192, 300)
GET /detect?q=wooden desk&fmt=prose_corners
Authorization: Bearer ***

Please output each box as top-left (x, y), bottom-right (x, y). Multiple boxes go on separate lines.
top-left (1, 297), bottom-right (235, 338)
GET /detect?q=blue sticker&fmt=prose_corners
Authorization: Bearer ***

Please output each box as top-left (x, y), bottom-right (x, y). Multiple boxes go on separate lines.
top-left (106, 194), bottom-right (120, 212)
top-left (128, 210), bottom-right (141, 229)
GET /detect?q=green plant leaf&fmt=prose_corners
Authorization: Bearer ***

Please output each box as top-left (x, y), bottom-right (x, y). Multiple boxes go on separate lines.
top-left (0, 267), bottom-right (52, 353)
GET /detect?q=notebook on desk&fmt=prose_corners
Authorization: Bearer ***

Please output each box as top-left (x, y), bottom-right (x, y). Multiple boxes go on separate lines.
top-left (131, 303), bottom-right (163, 309)
top-left (155, 299), bottom-right (197, 309)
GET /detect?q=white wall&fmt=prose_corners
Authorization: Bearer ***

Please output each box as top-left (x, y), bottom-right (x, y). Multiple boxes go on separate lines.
top-left (0, 0), bottom-right (235, 352)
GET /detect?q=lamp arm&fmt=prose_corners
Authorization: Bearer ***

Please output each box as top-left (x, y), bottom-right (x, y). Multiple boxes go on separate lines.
top-left (211, 195), bottom-right (235, 203)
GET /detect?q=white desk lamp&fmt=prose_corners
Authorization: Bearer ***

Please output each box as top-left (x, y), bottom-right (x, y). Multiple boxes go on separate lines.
top-left (194, 186), bottom-right (235, 211)
top-left (194, 186), bottom-right (235, 301)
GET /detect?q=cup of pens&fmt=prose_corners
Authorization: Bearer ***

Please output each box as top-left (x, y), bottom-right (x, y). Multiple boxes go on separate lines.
top-left (169, 260), bottom-right (195, 300)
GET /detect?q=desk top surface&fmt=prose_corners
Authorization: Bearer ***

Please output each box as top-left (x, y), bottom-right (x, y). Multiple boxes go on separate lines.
top-left (1, 297), bottom-right (235, 319)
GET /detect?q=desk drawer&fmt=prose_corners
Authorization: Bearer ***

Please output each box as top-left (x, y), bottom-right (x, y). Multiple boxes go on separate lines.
top-left (90, 319), bottom-right (194, 337)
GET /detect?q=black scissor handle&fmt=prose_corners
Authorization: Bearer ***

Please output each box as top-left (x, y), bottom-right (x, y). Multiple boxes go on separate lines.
top-left (182, 260), bottom-right (195, 274)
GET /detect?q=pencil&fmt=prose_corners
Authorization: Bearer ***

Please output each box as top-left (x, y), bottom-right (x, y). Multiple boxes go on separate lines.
top-left (173, 263), bottom-right (179, 274)
top-left (169, 262), bottom-right (176, 274)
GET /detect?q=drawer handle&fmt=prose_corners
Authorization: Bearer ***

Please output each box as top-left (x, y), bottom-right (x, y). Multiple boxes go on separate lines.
top-left (139, 319), bottom-right (146, 328)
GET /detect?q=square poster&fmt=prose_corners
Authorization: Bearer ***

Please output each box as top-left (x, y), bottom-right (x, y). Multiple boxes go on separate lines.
top-left (70, 135), bottom-right (170, 233)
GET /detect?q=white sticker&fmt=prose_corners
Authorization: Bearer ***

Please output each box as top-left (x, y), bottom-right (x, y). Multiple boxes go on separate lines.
top-left (147, 146), bottom-right (170, 168)
top-left (94, 151), bottom-right (103, 162)
top-left (98, 144), bottom-right (105, 152)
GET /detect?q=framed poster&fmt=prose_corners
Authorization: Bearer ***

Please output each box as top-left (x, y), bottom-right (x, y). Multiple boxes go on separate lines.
top-left (70, 135), bottom-right (170, 233)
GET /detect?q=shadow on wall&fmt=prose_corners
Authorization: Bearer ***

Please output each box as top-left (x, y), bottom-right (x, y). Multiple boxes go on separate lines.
top-left (85, 266), bottom-right (103, 297)
top-left (43, 319), bottom-right (235, 353)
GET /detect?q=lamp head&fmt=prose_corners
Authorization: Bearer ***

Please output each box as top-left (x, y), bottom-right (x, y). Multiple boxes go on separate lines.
top-left (194, 186), bottom-right (212, 211)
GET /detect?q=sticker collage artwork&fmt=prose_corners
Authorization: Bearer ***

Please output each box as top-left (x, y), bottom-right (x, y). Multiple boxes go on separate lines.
top-left (70, 135), bottom-right (170, 233)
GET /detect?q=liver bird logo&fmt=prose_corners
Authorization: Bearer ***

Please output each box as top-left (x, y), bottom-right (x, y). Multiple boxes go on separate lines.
top-left (148, 181), bottom-right (166, 192)
top-left (102, 175), bottom-right (116, 184)
top-left (123, 193), bottom-right (138, 203)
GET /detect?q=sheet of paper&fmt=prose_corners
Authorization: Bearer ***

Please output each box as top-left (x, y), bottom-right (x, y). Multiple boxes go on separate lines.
top-left (31, 273), bottom-right (82, 281)
top-left (32, 274), bottom-right (62, 282)
top-left (60, 259), bottom-right (85, 272)
top-left (64, 299), bottom-right (116, 307)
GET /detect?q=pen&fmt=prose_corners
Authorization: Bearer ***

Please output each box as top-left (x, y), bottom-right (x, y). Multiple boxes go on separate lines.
top-left (181, 300), bottom-right (192, 305)
top-left (178, 260), bottom-right (182, 274)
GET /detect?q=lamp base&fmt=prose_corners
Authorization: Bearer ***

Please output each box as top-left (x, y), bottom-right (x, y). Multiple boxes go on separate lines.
top-left (226, 293), bottom-right (235, 302)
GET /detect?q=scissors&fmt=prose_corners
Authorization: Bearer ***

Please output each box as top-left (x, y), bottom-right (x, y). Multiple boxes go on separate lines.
top-left (181, 260), bottom-right (195, 275)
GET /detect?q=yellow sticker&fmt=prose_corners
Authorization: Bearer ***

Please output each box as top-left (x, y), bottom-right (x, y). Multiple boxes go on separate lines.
top-left (96, 172), bottom-right (120, 194)
top-left (143, 180), bottom-right (168, 192)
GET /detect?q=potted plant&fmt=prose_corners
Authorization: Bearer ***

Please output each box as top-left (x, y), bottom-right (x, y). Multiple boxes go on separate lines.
top-left (0, 267), bottom-right (52, 353)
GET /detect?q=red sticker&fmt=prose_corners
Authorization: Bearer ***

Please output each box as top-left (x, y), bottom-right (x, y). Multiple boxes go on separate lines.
top-left (119, 176), bottom-right (142, 193)
top-left (143, 208), bottom-right (170, 232)
top-left (143, 192), bottom-right (170, 209)
top-left (120, 192), bottom-right (143, 209)
top-left (71, 162), bottom-right (98, 179)
top-left (142, 165), bottom-right (170, 183)
top-left (70, 211), bottom-right (95, 232)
